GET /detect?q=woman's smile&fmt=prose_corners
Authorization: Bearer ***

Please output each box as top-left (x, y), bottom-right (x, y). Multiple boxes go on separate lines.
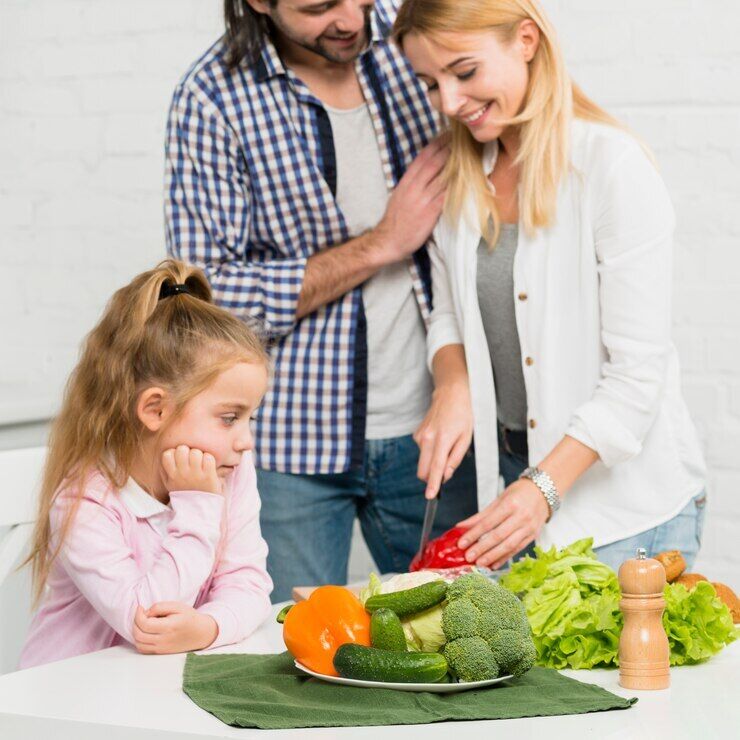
top-left (460, 102), bottom-right (492, 127)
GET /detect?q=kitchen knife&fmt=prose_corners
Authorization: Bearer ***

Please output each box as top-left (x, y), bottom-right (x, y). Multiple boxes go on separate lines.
top-left (417, 484), bottom-right (443, 562)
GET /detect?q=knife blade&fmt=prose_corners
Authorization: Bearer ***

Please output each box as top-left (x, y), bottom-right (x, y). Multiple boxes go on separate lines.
top-left (417, 484), bottom-right (443, 562)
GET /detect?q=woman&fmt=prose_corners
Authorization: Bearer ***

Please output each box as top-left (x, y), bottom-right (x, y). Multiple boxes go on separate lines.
top-left (395, 0), bottom-right (707, 571)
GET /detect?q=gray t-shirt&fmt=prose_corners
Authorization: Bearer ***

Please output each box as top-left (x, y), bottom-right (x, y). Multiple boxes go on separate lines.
top-left (326, 102), bottom-right (431, 439)
top-left (476, 224), bottom-right (528, 431)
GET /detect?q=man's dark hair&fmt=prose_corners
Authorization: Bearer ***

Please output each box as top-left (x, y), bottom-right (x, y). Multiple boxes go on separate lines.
top-left (223, 1), bottom-right (277, 68)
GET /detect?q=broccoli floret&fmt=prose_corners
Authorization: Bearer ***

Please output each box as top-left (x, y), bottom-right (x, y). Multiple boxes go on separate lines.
top-left (441, 597), bottom-right (478, 640)
top-left (443, 636), bottom-right (500, 682)
top-left (445, 572), bottom-right (490, 601)
top-left (441, 573), bottom-right (536, 681)
top-left (488, 627), bottom-right (537, 677)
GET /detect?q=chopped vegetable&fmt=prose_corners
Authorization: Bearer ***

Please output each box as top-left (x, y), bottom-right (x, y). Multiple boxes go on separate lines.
top-left (282, 585), bottom-right (371, 676)
top-left (409, 526), bottom-right (469, 571)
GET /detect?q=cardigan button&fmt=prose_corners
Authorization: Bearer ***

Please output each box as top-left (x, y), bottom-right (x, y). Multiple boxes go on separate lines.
top-left (529, 419), bottom-right (537, 429)
top-left (518, 292), bottom-right (528, 301)
top-left (525, 356), bottom-right (534, 366)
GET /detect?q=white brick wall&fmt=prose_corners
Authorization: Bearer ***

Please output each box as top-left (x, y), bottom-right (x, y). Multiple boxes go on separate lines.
top-left (545, 0), bottom-right (740, 589)
top-left (0, 0), bottom-right (738, 671)
top-left (0, 0), bottom-right (225, 424)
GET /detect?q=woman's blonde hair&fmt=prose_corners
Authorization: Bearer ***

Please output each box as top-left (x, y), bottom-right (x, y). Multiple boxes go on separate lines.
top-left (394, 0), bottom-right (624, 244)
top-left (24, 259), bottom-right (268, 604)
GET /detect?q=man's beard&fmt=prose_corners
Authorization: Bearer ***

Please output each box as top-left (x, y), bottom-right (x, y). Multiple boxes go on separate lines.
top-left (270, 9), bottom-right (372, 64)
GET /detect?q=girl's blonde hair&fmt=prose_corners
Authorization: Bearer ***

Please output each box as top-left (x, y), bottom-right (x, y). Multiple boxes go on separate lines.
top-left (393, 0), bottom-right (624, 244)
top-left (25, 259), bottom-right (268, 603)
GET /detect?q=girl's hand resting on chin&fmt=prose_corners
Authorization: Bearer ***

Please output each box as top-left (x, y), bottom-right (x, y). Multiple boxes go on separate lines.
top-left (162, 444), bottom-right (222, 495)
top-left (133, 602), bottom-right (218, 654)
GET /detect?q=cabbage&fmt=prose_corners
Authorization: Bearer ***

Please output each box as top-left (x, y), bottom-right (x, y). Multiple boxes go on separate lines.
top-left (359, 571), bottom-right (446, 652)
top-left (401, 604), bottom-right (446, 652)
top-left (358, 572), bottom-right (384, 605)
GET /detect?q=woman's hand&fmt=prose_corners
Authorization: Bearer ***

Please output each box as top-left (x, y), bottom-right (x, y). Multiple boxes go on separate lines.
top-left (456, 479), bottom-right (549, 569)
top-left (414, 381), bottom-right (474, 499)
top-left (161, 445), bottom-right (222, 495)
top-left (133, 602), bottom-right (218, 655)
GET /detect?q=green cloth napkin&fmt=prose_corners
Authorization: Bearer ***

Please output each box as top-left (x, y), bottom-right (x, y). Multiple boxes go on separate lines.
top-left (183, 651), bottom-right (636, 730)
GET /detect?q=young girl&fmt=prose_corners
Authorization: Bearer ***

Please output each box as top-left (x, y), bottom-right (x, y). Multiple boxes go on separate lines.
top-left (19, 260), bottom-right (273, 669)
top-left (394, 0), bottom-right (707, 570)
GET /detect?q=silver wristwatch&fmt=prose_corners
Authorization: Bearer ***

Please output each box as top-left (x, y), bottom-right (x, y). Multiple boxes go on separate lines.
top-left (519, 466), bottom-right (561, 521)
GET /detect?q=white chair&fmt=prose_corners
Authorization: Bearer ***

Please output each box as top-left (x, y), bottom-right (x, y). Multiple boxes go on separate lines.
top-left (0, 447), bottom-right (46, 587)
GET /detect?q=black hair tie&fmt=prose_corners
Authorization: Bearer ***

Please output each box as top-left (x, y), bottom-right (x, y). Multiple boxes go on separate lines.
top-left (159, 282), bottom-right (191, 300)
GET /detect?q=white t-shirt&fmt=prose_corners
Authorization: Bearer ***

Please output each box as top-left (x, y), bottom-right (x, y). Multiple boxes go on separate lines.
top-left (325, 102), bottom-right (432, 440)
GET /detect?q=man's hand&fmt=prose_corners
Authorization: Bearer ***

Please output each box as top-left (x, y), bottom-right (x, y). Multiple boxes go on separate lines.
top-left (296, 137), bottom-right (449, 319)
top-left (161, 445), bottom-right (222, 495)
top-left (414, 381), bottom-right (474, 500)
top-left (133, 602), bottom-right (218, 655)
top-left (374, 137), bottom-right (449, 263)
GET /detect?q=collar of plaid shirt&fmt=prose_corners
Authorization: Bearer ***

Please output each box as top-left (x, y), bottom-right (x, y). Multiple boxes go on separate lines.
top-left (165, 0), bottom-right (440, 475)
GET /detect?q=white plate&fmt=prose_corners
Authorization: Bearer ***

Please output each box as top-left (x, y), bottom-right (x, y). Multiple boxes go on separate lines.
top-left (294, 661), bottom-right (513, 693)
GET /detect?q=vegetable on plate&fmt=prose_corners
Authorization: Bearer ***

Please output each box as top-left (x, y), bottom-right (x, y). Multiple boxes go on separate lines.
top-left (441, 573), bottom-right (536, 681)
top-left (282, 585), bottom-right (371, 676)
top-left (365, 579), bottom-right (447, 617)
top-left (333, 644), bottom-right (449, 683)
top-left (360, 571), bottom-right (536, 682)
top-left (370, 609), bottom-right (408, 652)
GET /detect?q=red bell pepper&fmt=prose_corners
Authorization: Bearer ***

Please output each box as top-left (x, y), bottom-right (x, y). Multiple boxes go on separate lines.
top-left (409, 525), bottom-right (470, 571)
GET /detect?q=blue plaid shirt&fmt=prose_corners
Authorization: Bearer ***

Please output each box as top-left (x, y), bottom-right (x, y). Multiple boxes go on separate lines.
top-left (165, 1), bottom-right (439, 474)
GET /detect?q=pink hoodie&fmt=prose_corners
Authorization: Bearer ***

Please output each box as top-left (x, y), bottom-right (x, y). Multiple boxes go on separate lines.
top-left (19, 451), bottom-right (273, 669)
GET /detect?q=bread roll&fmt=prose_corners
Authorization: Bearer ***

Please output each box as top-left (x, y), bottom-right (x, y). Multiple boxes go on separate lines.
top-left (674, 573), bottom-right (708, 589)
top-left (711, 582), bottom-right (740, 623)
top-left (654, 550), bottom-right (687, 582)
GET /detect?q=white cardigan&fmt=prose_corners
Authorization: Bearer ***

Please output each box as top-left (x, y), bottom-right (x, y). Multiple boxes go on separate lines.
top-left (428, 120), bottom-right (706, 549)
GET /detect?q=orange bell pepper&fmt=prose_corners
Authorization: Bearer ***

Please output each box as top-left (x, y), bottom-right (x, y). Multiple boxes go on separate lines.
top-left (283, 585), bottom-right (371, 676)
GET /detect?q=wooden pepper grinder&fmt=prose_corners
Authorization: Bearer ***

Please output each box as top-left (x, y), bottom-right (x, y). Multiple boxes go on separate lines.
top-left (618, 547), bottom-right (670, 690)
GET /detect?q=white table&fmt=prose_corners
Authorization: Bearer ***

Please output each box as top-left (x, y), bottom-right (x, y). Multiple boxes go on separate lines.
top-left (0, 603), bottom-right (737, 740)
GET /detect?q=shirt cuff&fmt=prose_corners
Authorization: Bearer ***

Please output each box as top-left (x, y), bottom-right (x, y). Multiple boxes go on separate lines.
top-left (197, 596), bottom-right (271, 649)
top-left (197, 601), bottom-right (240, 649)
top-left (426, 321), bottom-right (464, 373)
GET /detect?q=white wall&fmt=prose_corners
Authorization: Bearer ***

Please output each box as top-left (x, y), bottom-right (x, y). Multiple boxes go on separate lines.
top-left (1, 0), bottom-right (739, 671)
top-left (544, 0), bottom-right (740, 590)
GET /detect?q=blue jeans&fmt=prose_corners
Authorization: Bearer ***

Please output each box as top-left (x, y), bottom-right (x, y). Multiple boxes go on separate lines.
top-left (257, 435), bottom-right (478, 602)
top-left (498, 429), bottom-right (706, 570)
top-left (592, 493), bottom-right (706, 572)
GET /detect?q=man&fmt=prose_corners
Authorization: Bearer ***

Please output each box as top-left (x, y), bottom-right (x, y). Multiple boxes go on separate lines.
top-left (165, 0), bottom-right (477, 601)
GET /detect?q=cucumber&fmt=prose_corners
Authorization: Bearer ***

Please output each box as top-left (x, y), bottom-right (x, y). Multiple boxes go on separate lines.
top-left (364, 580), bottom-right (447, 617)
top-left (333, 644), bottom-right (448, 683)
top-left (370, 609), bottom-right (407, 652)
